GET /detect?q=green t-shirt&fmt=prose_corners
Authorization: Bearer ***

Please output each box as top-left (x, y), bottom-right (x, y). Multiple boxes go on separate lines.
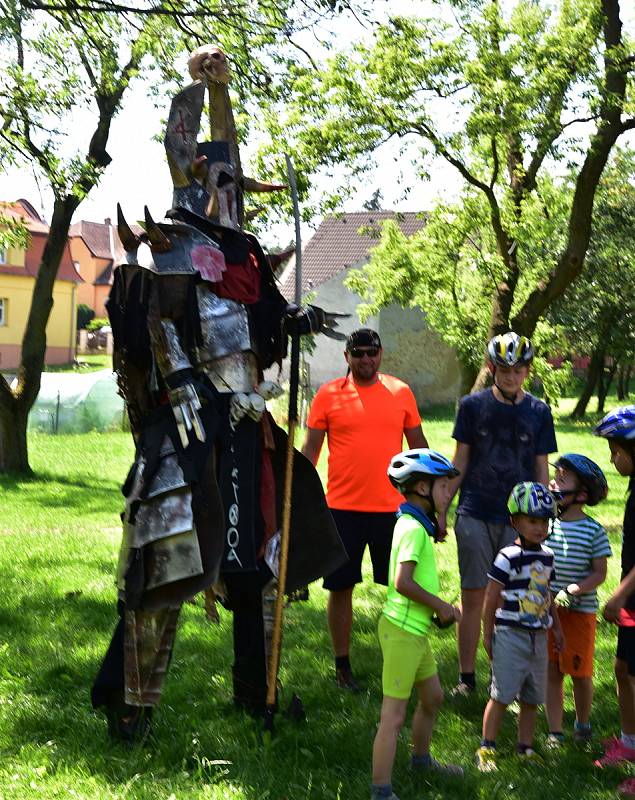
top-left (382, 514), bottom-right (439, 636)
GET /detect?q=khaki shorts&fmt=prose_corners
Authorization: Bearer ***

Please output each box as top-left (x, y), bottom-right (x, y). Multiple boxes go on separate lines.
top-left (378, 615), bottom-right (437, 699)
top-left (455, 513), bottom-right (517, 589)
top-left (490, 626), bottom-right (547, 706)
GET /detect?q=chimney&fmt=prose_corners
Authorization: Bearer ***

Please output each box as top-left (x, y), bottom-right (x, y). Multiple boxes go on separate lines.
top-left (104, 217), bottom-right (111, 226)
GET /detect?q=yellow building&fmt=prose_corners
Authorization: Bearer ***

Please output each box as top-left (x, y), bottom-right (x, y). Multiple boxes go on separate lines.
top-left (0, 199), bottom-right (81, 370)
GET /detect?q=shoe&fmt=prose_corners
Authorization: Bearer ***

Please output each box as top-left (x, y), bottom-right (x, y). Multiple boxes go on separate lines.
top-left (412, 756), bottom-right (464, 778)
top-left (335, 667), bottom-right (361, 692)
top-left (618, 777), bottom-right (635, 797)
top-left (475, 746), bottom-right (498, 773)
top-left (573, 724), bottom-right (592, 743)
top-left (594, 736), bottom-right (635, 767)
top-left (370, 793), bottom-right (400, 800)
top-left (546, 732), bottom-right (565, 749)
top-left (517, 747), bottom-right (542, 764)
top-left (450, 681), bottom-right (475, 698)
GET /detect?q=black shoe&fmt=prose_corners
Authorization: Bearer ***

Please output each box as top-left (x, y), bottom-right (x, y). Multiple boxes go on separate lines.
top-left (335, 667), bottom-right (361, 692)
top-left (105, 705), bottom-right (153, 747)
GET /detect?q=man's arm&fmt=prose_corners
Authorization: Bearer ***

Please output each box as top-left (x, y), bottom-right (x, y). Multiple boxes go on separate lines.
top-left (404, 425), bottom-right (428, 449)
top-left (448, 441), bottom-right (470, 504)
top-left (534, 454), bottom-right (549, 486)
top-left (301, 427), bottom-right (326, 467)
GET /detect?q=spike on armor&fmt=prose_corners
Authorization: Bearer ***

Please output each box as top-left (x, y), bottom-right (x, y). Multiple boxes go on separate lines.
top-left (93, 44), bottom-right (347, 739)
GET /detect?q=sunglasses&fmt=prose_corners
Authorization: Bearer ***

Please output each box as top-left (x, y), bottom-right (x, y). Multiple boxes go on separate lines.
top-left (348, 346), bottom-right (380, 358)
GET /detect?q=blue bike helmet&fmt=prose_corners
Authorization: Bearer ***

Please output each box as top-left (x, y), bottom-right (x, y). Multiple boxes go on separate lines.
top-left (554, 453), bottom-right (608, 506)
top-left (388, 448), bottom-right (459, 489)
top-left (594, 405), bottom-right (635, 441)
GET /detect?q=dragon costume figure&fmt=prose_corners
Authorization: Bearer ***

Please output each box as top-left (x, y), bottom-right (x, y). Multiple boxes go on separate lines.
top-left (91, 45), bottom-right (347, 742)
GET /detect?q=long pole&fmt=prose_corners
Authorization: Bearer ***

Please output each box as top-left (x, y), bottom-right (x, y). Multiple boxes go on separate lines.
top-left (264, 155), bottom-right (302, 732)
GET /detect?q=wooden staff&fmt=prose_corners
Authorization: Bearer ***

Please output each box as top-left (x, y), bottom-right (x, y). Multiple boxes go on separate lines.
top-left (264, 155), bottom-right (302, 733)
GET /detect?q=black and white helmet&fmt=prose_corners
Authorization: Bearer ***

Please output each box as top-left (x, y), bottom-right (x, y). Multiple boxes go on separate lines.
top-left (487, 332), bottom-right (534, 367)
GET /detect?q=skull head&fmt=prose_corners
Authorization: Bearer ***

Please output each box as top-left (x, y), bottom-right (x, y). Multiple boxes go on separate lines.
top-left (188, 45), bottom-right (230, 84)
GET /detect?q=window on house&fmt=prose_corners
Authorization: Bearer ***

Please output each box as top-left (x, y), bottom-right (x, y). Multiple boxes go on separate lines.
top-left (73, 260), bottom-right (81, 275)
top-left (0, 249), bottom-right (6, 265)
top-left (0, 298), bottom-right (6, 326)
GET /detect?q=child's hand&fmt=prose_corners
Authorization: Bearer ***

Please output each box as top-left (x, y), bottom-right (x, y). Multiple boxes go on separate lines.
top-left (482, 633), bottom-right (493, 661)
top-left (553, 628), bottom-right (565, 652)
top-left (435, 510), bottom-right (448, 542)
top-left (436, 601), bottom-right (461, 626)
top-left (604, 594), bottom-right (625, 624)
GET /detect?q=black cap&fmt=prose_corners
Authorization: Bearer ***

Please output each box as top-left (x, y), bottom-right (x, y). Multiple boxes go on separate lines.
top-left (346, 328), bottom-right (382, 351)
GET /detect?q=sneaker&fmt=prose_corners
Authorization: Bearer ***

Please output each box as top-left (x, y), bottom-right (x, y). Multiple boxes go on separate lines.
top-left (619, 777), bottom-right (635, 798)
top-left (594, 736), bottom-right (635, 767)
top-left (412, 756), bottom-right (464, 778)
top-left (573, 724), bottom-right (592, 743)
top-left (450, 681), bottom-right (475, 698)
top-left (546, 732), bottom-right (565, 749)
top-left (475, 746), bottom-right (498, 773)
top-left (335, 667), bottom-right (361, 692)
top-left (517, 747), bottom-right (542, 764)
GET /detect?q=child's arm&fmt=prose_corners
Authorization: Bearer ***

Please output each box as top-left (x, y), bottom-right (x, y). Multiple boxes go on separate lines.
top-left (394, 561), bottom-right (461, 625)
top-left (565, 556), bottom-right (608, 597)
top-left (550, 601), bottom-right (565, 652)
top-left (481, 579), bottom-right (503, 660)
top-left (604, 565), bottom-right (635, 623)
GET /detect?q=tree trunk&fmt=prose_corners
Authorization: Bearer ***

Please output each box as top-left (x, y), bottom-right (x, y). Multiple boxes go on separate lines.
top-left (597, 358), bottom-right (618, 414)
top-left (458, 358), bottom-right (480, 396)
top-left (571, 346), bottom-right (604, 419)
top-left (618, 363), bottom-right (633, 400)
top-left (0, 400), bottom-right (31, 473)
top-left (0, 196), bottom-right (79, 475)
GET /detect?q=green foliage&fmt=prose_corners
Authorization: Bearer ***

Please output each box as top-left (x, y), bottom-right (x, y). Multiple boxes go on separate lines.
top-left (550, 148), bottom-right (635, 365)
top-left (261, 0), bottom-right (634, 381)
top-left (0, 213), bottom-right (30, 251)
top-left (86, 316), bottom-right (108, 332)
top-left (76, 303), bottom-right (95, 331)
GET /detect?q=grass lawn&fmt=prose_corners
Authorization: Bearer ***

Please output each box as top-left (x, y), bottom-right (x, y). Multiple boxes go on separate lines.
top-left (0, 399), bottom-right (633, 799)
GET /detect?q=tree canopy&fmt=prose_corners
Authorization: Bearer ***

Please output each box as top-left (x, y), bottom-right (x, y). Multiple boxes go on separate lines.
top-left (263, 0), bottom-right (635, 388)
top-left (0, 0), bottom-right (365, 472)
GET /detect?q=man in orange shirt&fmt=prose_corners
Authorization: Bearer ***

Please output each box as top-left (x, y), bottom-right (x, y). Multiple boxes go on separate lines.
top-left (302, 328), bottom-right (428, 690)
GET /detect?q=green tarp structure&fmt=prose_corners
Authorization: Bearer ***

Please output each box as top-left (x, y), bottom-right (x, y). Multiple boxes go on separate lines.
top-left (12, 369), bottom-right (125, 433)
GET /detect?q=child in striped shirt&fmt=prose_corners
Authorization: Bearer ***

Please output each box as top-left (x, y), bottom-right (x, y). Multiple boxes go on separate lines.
top-left (546, 454), bottom-right (611, 746)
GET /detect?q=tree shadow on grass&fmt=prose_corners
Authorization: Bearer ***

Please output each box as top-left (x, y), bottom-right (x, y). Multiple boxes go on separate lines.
top-left (0, 583), bottom-right (626, 799)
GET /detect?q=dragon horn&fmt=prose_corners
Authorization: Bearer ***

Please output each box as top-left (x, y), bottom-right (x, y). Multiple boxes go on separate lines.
top-left (144, 206), bottom-right (172, 252)
top-left (268, 245), bottom-right (295, 271)
top-left (117, 203), bottom-right (141, 251)
top-left (245, 205), bottom-right (266, 222)
top-left (243, 176), bottom-right (287, 193)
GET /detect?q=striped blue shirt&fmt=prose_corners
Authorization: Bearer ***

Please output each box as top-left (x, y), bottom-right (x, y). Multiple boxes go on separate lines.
top-left (547, 516), bottom-right (612, 614)
top-left (489, 543), bottom-right (555, 630)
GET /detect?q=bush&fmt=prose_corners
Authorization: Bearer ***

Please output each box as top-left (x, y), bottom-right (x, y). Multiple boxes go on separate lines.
top-left (86, 317), bottom-right (109, 332)
top-left (76, 304), bottom-right (95, 330)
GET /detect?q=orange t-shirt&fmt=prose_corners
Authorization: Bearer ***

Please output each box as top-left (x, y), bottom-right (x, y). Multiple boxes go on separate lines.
top-left (307, 374), bottom-right (421, 512)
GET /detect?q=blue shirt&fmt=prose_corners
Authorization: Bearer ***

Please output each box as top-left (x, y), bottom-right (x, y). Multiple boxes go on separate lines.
top-left (489, 542), bottom-right (556, 630)
top-left (453, 388), bottom-right (557, 522)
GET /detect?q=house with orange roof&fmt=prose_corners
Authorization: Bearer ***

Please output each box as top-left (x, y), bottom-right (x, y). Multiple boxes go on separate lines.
top-left (0, 199), bottom-right (81, 370)
top-left (68, 217), bottom-right (116, 318)
top-left (278, 211), bottom-right (461, 405)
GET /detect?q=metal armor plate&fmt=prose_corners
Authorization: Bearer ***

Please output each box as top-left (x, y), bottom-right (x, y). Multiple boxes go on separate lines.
top-left (144, 528), bottom-right (204, 590)
top-left (132, 489), bottom-right (194, 548)
top-left (195, 285), bottom-right (251, 360)
top-left (200, 351), bottom-right (259, 393)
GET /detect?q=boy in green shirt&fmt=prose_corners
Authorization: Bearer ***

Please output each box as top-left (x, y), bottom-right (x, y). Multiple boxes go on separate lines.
top-left (371, 449), bottom-right (463, 800)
